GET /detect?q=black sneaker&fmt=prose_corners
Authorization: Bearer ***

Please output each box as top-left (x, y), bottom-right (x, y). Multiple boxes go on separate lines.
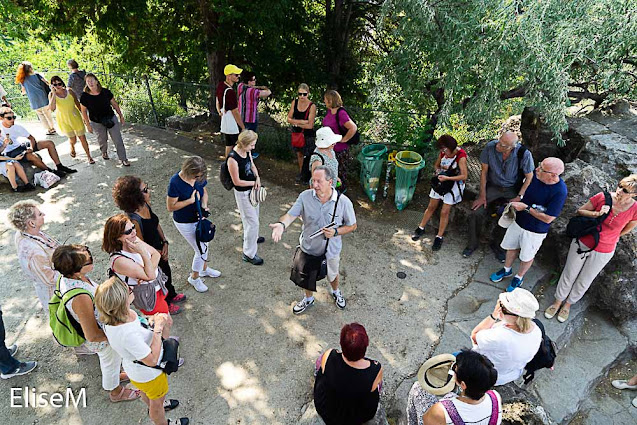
top-left (51, 169), bottom-right (66, 177)
top-left (164, 399), bottom-right (180, 411)
top-left (242, 253), bottom-right (264, 266)
top-left (411, 226), bottom-right (426, 241)
top-left (257, 236), bottom-right (265, 244)
top-left (1, 361), bottom-right (37, 379)
top-left (57, 164), bottom-right (77, 174)
top-left (23, 183), bottom-right (36, 191)
top-left (432, 236), bottom-right (443, 251)
top-left (462, 246), bottom-right (477, 258)
top-left (490, 243), bottom-right (506, 263)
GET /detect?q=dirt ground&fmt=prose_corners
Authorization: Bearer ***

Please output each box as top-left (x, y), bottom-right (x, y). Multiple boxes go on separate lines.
top-left (0, 123), bottom-right (483, 424)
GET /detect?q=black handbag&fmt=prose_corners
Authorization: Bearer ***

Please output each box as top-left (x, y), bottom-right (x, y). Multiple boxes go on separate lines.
top-left (194, 190), bottom-right (216, 257)
top-left (565, 191), bottom-right (612, 254)
top-left (134, 334), bottom-right (180, 375)
top-left (100, 115), bottom-right (116, 129)
top-left (290, 193), bottom-right (341, 291)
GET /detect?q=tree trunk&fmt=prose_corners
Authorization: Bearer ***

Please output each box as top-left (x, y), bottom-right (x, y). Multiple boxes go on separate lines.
top-left (325, 0), bottom-right (354, 89)
top-left (198, 0), bottom-right (224, 116)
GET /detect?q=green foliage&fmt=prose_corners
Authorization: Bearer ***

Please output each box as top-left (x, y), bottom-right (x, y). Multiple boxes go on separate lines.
top-left (382, 0), bottom-right (637, 137)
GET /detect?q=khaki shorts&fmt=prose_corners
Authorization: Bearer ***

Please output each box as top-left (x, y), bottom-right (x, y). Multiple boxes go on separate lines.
top-left (500, 221), bottom-right (547, 262)
top-left (64, 128), bottom-right (86, 138)
top-left (326, 256), bottom-right (340, 282)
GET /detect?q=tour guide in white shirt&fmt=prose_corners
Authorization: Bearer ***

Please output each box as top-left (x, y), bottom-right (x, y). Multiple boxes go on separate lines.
top-left (271, 165), bottom-right (357, 315)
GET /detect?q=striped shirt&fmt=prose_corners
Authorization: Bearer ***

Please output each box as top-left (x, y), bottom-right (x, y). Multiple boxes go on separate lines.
top-left (237, 83), bottom-right (261, 124)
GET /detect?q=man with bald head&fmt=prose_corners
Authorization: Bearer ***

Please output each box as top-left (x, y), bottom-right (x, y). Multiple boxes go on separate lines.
top-left (490, 157), bottom-right (567, 291)
top-left (464, 131), bottom-right (535, 259)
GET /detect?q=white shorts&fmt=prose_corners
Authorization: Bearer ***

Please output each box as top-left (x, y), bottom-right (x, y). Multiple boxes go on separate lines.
top-left (500, 221), bottom-right (547, 262)
top-left (326, 256), bottom-right (340, 282)
top-left (429, 181), bottom-right (465, 205)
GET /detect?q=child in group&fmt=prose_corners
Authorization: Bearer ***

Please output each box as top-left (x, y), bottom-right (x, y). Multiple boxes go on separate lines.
top-left (411, 135), bottom-right (468, 251)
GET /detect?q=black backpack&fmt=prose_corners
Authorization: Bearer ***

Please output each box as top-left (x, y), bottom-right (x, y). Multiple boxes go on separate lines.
top-left (523, 319), bottom-right (557, 384)
top-left (219, 156), bottom-right (234, 191)
top-left (430, 155), bottom-right (463, 202)
top-left (565, 192), bottom-right (612, 254)
top-left (334, 107), bottom-right (361, 145)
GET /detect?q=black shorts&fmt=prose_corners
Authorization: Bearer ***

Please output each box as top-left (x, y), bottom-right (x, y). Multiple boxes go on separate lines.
top-left (224, 133), bottom-right (239, 147)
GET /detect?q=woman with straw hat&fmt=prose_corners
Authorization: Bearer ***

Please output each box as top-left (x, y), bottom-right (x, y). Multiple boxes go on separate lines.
top-left (406, 350), bottom-right (501, 425)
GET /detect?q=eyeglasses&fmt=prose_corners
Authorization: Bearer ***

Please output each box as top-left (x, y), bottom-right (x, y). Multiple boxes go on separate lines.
top-left (127, 286), bottom-right (133, 295)
top-left (82, 245), bottom-right (93, 267)
top-left (298, 92), bottom-right (308, 97)
top-left (537, 164), bottom-right (557, 175)
top-left (3, 115), bottom-right (15, 120)
top-left (619, 185), bottom-right (636, 195)
top-left (142, 184), bottom-right (149, 193)
top-left (52, 83), bottom-right (64, 87)
top-left (122, 227), bottom-right (135, 235)
top-left (499, 302), bottom-right (519, 317)
top-left (496, 142), bottom-right (513, 150)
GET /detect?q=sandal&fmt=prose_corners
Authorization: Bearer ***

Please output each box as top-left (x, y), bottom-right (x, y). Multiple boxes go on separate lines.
top-left (544, 304), bottom-right (559, 319)
top-left (102, 153), bottom-right (110, 160)
top-left (164, 399), bottom-right (180, 411)
top-left (122, 160), bottom-right (131, 166)
top-left (109, 386), bottom-right (140, 403)
top-left (88, 157), bottom-right (95, 164)
top-left (70, 148), bottom-right (76, 158)
top-left (557, 307), bottom-right (570, 323)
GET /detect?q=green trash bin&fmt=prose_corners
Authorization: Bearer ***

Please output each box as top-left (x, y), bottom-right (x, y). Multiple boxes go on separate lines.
top-left (357, 144), bottom-right (388, 201)
top-left (394, 150), bottom-right (425, 210)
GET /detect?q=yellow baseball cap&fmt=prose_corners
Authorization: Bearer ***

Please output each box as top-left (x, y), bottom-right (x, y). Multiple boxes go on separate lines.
top-left (224, 64), bottom-right (243, 76)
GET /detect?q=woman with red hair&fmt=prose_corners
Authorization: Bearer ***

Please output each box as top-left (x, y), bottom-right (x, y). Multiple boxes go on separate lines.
top-left (314, 323), bottom-right (383, 424)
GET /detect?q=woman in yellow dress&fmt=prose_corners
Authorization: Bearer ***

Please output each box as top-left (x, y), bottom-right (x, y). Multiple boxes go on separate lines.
top-left (48, 75), bottom-right (94, 164)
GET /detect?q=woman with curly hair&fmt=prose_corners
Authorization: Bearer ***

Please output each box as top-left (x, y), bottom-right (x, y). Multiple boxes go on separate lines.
top-left (112, 176), bottom-right (185, 315)
top-left (15, 62), bottom-right (56, 135)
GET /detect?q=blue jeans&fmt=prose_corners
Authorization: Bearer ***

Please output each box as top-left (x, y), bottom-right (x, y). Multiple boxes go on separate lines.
top-left (0, 310), bottom-right (20, 374)
top-left (245, 122), bottom-right (258, 132)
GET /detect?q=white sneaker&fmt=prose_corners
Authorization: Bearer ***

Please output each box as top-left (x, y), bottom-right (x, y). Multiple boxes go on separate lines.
top-left (612, 380), bottom-right (637, 390)
top-left (187, 276), bottom-right (208, 292)
top-left (332, 290), bottom-right (346, 310)
top-left (200, 268), bottom-right (221, 278)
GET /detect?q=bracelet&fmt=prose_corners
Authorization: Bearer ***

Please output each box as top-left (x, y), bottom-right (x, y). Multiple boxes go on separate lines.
top-left (278, 221), bottom-right (286, 230)
top-left (162, 240), bottom-right (169, 245)
top-left (489, 314), bottom-right (497, 321)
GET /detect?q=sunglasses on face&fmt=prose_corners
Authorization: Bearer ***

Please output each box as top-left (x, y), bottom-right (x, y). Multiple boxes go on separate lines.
top-left (82, 246), bottom-right (94, 267)
top-left (142, 185), bottom-right (149, 194)
top-left (298, 92), bottom-right (308, 96)
top-left (499, 302), bottom-right (518, 317)
top-left (52, 83), bottom-right (64, 87)
top-left (3, 115), bottom-right (15, 120)
top-left (122, 227), bottom-right (135, 236)
top-left (128, 286), bottom-right (133, 295)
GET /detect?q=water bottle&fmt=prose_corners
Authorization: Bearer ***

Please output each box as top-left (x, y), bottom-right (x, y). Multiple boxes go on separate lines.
top-left (531, 204), bottom-right (546, 213)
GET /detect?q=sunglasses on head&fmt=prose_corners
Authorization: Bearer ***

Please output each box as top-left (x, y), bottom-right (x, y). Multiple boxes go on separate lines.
top-left (298, 92), bottom-right (308, 96)
top-left (122, 227), bottom-right (135, 236)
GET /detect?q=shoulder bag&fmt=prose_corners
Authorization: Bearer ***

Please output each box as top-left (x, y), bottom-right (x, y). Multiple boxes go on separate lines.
top-left (290, 192), bottom-right (341, 291)
top-left (220, 87), bottom-right (239, 134)
top-left (335, 107), bottom-right (360, 145)
top-left (134, 323), bottom-right (180, 375)
top-left (194, 190), bottom-right (216, 257)
top-left (292, 100), bottom-right (313, 149)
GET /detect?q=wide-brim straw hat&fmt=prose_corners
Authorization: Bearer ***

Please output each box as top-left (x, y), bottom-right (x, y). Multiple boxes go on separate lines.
top-left (250, 186), bottom-right (267, 207)
top-left (417, 353), bottom-right (457, 395)
top-left (315, 126), bottom-right (342, 148)
top-left (498, 288), bottom-right (539, 318)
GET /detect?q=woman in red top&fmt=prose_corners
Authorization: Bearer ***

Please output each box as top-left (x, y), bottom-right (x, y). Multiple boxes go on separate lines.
top-left (545, 175), bottom-right (637, 322)
top-left (412, 135), bottom-right (468, 251)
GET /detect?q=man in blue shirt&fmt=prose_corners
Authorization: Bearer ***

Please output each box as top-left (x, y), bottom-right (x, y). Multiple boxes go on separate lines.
top-left (464, 132), bottom-right (534, 260)
top-left (490, 157), bottom-right (567, 291)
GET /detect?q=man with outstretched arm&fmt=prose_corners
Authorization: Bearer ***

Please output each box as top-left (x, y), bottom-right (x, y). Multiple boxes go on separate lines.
top-left (270, 165), bottom-right (357, 315)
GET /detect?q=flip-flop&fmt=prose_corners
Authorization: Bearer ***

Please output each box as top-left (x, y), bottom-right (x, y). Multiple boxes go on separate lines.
top-left (70, 150), bottom-right (76, 158)
top-left (109, 386), bottom-right (140, 403)
top-left (88, 158), bottom-right (95, 164)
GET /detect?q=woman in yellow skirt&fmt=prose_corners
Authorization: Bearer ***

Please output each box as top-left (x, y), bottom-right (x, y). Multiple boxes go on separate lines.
top-left (48, 75), bottom-right (94, 164)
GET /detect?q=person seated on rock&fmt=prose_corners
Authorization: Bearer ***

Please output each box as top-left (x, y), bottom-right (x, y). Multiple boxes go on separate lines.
top-left (545, 174), bottom-right (637, 323)
top-left (411, 134), bottom-right (468, 251)
top-left (52, 244), bottom-right (140, 403)
top-left (0, 151), bottom-right (35, 192)
top-left (0, 107), bottom-right (76, 177)
top-left (463, 131), bottom-right (534, 260)
top-left (314, 322), bottom-right (383, 424)
top-left (406, 350), bottom-right (501, 425)
top-left (470, 288), bottom-right (541, 386)
top-left (489, 157), bottom-right (567, 292)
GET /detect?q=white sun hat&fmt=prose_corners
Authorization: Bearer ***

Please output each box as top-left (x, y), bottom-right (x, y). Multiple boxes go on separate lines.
top-left (498, 288), bottom-right (540, 318)
top-left (315, 126), bottom-right (342, 148)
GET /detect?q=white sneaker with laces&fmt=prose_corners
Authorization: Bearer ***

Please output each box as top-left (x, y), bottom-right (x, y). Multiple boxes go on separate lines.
top-left (612, 379), bottom-right (637, 390)
top-left (200, 268), bottom-right (221, 278)
top-left (187, 276), bottom-right (208, 292)
top-left (332, 290), bottom-right (346, 309)
top-left (292, 297), bottom-right (314, 315)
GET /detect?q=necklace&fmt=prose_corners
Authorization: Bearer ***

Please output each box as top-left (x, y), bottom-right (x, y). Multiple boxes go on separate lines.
top-left (20, 231), bottom-right (59, 249)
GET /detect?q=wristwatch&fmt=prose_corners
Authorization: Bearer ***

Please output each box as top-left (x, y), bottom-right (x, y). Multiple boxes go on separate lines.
top-left (162, 240), bottom-right (169, 246)
top-left (334, 228), bottom-right (339, 237)
top-left (525, 205), bottom-right (531, 213)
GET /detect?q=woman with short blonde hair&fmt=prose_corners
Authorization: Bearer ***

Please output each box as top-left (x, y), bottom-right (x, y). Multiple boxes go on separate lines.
top-left (546, 174), bottom-right (637, 322)
top-left (167, 156), bottom-right (221, 293)
top-left (95, 277), bottom-right (188, 425)
top-left (228, 130), bottom-right (264, 265)
top-left (9, 200), bottom-right (60, 308)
